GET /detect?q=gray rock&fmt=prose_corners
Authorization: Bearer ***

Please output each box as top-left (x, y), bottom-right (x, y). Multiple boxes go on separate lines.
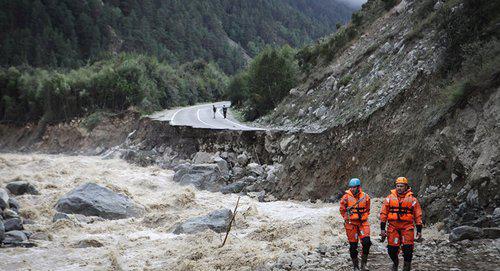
top-left (6, 181), bottom-right (40, 195)
top-left (193, 152), bottom-right (215, 164)
top-left (214, 157), bottom-right (230, 177)
top-left (266, 164), bottom-right (282, 183)
top-left (449, 226), bottom-right (484, 242)
top-left (4, 218), bottom-right (23, 231)
top-left (8, 197), bottom-right (20, 211)
top-left (220, 181), bottom-right (248, 194)
top-left (483, 227), bottom-right (500, 239)
top-left (4, 230), bottom-right (28, 243)
top-left (55, 183), bottom-right (143, 220)
top-left (53, 212), bottom-right (71, 222)
top-left (232, 166), bottom-right (245, 178)
top-left (22, 230), bottom-right (32, 239)
top-left (0, 219), bottom-right (4, 243)
top-left (173, 164), bottom-right (226, 192)
top-left (173, 209), bottom-right (232, 234)
top-left (3, 209), bottom-right (19, 219)
top-left (493, 208), bottom-right (500, 226)
top-left (0, 188), bottom-right (9, 210)
top-left (247, 163), bottom-right (264, 176)
top-left (237, 153), bottom-right (249, 166)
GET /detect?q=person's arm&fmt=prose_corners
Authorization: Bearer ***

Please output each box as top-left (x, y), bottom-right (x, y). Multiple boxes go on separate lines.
top-left (366, 194), bottom-right (371, 217)
top-left (414, 198), bottom-right (423, 236)
top-left (380, 197), bottom-right (389, 236)
top-left (339, 195), bottom-right (347, 220)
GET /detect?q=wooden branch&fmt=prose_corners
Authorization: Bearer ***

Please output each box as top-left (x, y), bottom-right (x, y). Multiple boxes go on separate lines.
top-left (221, 196), bottom-right (240, 247)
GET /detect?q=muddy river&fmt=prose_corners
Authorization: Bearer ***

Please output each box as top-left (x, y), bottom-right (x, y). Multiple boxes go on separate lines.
top-left (0, 153), bottom-right (498, 270)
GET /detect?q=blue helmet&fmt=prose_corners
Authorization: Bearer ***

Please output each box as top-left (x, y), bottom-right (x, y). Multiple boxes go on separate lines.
top-left (348, 178), bottom-right (361, 187)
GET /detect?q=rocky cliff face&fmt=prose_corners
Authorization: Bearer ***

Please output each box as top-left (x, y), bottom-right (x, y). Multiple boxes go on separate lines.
top-left (256, 0), bottom-right (500, 230)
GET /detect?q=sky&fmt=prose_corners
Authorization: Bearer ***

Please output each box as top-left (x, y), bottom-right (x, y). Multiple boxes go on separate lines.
top-left (338, 0), bottom-right (368, 8)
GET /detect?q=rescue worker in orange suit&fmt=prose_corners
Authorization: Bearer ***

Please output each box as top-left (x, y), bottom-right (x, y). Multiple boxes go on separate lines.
top-left (380, 177), bottom-right (423, 271)
top-left (340, 178), bottom-right (371, 271)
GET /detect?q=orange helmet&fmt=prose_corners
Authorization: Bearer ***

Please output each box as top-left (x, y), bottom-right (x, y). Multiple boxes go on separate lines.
top-left (395, 177), bottom-right (409, 184)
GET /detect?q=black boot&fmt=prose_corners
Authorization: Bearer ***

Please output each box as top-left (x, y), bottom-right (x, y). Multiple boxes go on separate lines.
top-left (403, 261), bottom-right (411, 271)
top-left (391, 261), bottom-right (398, 271)
top-left (360, 254), bottom-right (368, 271)
top-left (352, 257), bottom-right (360, 271)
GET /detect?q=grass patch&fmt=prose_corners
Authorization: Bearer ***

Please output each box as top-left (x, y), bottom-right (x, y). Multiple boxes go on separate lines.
top-left (339, 75), bottom-right (353, 87)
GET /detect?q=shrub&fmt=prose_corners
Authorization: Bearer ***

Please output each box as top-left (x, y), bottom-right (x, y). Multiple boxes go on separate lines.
top-left (381, 0), bottom-right (398, 10)
top-left (339, 75), bottom-right (352, 87)
top-left (225, 45), bottom-right (299, 120)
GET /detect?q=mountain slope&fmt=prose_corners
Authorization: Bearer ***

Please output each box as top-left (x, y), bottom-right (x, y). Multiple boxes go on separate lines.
top-left (258, 0), bottom-right (499, 230)
top-left (0, 0), bottom-right (354, 73)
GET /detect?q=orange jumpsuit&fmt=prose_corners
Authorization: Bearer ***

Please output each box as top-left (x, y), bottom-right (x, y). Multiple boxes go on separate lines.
top-left (340, 189), bottom-right (371, 242)
top-left (380, 189), bottom-right (422, 246)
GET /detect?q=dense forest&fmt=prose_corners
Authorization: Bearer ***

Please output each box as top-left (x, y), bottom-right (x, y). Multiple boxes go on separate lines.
top-left (0, 54), bottom-right (228, 124)
top-left (0, 0), bottom-right (354, 74)
top-left (0, 0), bottom-right (355, 125)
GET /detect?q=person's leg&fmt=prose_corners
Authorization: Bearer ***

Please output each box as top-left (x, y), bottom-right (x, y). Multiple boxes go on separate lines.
top-left (387, 245), bottom-right (399, 271)
top-left (350, 242), bottom-right (359, 265)
top-left (387, 225), bottom-right (401, 271)
top-left (401, 227), bottom-right (415, 271)
top-left (360, 237), bottom-right (371, 270)
top-left (402, 245), bottom-right (413, 270)
top-left (359, 222), bottom-right (371, 270)
top-left (345, 224), bottom-right (360, 270)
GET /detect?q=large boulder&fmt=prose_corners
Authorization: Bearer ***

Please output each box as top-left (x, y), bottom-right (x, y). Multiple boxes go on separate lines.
top-left (6, 181), bottom-right (40, 195)
top-left (4, 230), bottom-right (28, 243)
top-left (55, 183), bottom-right (143, 220)
top-left (173, 164), bottom-right (226, 192)
top-left (0, 188), bottom-right (9, 210)
top-left (4, 218), bottom-right (23, 231)
top-left (173, 209), bottom-right (232, 234)
top-left (449, 225), bottom-right (484, 242)
top-left (214, 157), bottom-right (230, 178)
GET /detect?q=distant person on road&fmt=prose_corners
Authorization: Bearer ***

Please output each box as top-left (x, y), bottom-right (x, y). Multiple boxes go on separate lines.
top-left (340, 178), bottom-right (371, 271)
top-left (212, 105), bottom-right (217, 119)
top-left (222, 105), bottom-right (227, 119)
top-left (380, 177), bottom-right (423, 271)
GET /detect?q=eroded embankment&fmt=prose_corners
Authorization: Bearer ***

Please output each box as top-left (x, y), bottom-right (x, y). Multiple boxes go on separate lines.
top-left (0, 111), bottom-right (141, 154)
